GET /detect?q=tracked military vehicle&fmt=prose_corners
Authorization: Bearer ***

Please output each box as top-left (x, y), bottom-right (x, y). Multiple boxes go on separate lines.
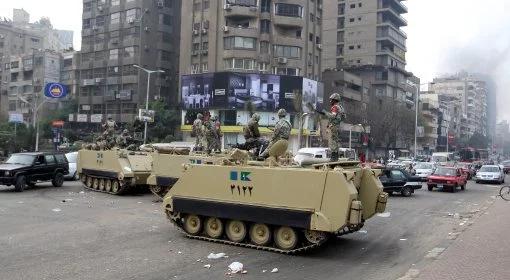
top-left (77, 149), bottom-right (152, 195)
top-left (162, 161), bottom-right (388, 253)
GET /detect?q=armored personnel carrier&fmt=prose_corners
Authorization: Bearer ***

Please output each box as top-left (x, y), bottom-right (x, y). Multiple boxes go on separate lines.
top-left (162, 161), bottom-right (388, 253)
top-left (77, 149), bottom-right (152, 195)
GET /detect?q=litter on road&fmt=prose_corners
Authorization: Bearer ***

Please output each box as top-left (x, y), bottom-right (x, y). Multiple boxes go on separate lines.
top-left (207, 252), bottom-right (227, 259)
top-left (377, 212), bottom-right (391, 218)
top-left (52, 208), bottom-right (62, 212)
top-left (271, 268), bottom-right (279, 273)
top-left (228, 262), bottom-right (244, 274)
top-left (203, 264), bottom-right (211, 269)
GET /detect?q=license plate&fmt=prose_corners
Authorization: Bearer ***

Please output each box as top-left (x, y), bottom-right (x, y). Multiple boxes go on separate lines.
top-left (438, 184), bottom-right (444, 188)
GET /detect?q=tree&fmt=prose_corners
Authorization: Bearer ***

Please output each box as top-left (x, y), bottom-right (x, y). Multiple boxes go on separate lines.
top-left (468, 132), bottom-right (488, 149)
top-left (145, 100), bottom-right (181, 143)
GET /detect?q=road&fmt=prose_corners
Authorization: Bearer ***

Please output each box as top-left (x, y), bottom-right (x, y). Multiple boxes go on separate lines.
top-left (0, 178), bottom-right (503, 280)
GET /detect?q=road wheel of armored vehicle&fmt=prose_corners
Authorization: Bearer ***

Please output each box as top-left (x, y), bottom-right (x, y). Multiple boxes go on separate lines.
top-left (249, 223), bottom-right (271, 246)
top-left (111, 180), bottom-right (120, 194)
top-left (85, 176), bottom-right (93, 188)
top-left (98, 179), bottom-right (105, 191)
top-left (80, 174), bottom-right (86, 183)
top-left (105, 179), bottom-right (112, 192)
top-left (183, 214), bottom-right (202, 235)
top-left (204, 217), bottom-right (224, 239)
top-left (274, 226), bottom-right (298, 251)
top-left (304, 230), bottom-right (329, 244)
top-left (92, 178), bottom-right (99, 189)
top-left (225, 220), bottom-right (247, 242)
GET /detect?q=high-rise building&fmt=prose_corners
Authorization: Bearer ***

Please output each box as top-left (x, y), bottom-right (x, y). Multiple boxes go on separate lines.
top-left (179, 0), bottom-right (323, 80)
top-left (78, 0), bottom-right (181, 123)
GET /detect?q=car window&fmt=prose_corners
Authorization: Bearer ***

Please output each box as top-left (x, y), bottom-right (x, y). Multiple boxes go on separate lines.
top-left (315, 154), bottom-right (323, 158)
top-left (6, 154), bottom-right (36, 165)
top-left (45, 155), bottom-right (56, 164)
top-left (390, 170), bottom-right (405, 180)
top-left (55, 154), bottom-right (67, 164)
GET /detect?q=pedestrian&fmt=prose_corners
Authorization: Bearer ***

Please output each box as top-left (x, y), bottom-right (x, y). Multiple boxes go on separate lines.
top-left (261, 109), bottom-right (291, 159)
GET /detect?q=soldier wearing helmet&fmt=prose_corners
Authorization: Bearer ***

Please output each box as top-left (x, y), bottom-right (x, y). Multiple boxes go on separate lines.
top-left (324, 93), bottom-right (346, 161)
top-left (261, 109), bottom-right (291, 159)
top-left (243, 113), bottom-right (261, 142)
top-left (204, 115), bottom-right (223, 154)
top-left (192, 113), bottom-right (205, 151)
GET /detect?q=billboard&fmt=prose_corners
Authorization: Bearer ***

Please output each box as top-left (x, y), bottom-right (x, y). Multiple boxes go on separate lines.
top-left (181, 72), bottom-right (323, 113)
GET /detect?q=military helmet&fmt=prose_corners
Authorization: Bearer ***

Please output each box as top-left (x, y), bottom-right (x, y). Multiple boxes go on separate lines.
top-left (277, 109), bottom-right (287, 117)
top-left (197, 113), bottom-right (203, 119)
top-left (211, 115), bottom-right (218, 121)
top-left (252, 113), bottom-right (260, 121)
top-left (329, 93), bottom-right (341, 101)
top-left (107, 115), bottom-right (113, 120)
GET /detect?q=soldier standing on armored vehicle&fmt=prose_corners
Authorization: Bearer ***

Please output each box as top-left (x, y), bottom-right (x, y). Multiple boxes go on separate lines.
top-left (261, 109), bottom-right (291, 160)
top-left (118, 129), bottom-right (133, 149)
top-left (321, 93), bottom-right (346, 161)
top-left (207, 115), bottom-right (223, 153)
top-left (192, 113), bottom-right (205, 152)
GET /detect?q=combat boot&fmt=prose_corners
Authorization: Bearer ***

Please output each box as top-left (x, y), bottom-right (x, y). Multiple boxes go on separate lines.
top-left (331, 152), bottom-right (339, 162)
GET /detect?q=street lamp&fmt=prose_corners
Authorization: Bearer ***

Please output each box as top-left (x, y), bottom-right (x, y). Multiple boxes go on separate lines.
top-left (349, 123), bottom-right (363, 150)
top-left (133, 64), bottom-right (164, 144)
top-left (401, 81), bottom-right (433, 158)
top-left (18, 95), bottom-right (47, 151)
top-left (297, 112), bottom-right (309, 149)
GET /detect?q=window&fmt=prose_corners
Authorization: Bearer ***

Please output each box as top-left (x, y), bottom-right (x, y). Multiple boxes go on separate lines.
top-left (193, 2), bottom-right (201, 11)
top-left (260, 20), bottom-right (270, 33)
top-left (94, 51), bottom-right (105, 61)
top-left (201, 63), bottom-right (208, 73)
top-left (31, 38), bottom-right (40, 43)
top-left (191, 64), bottom-right (199, 74)
top-left (336, 45), bottom-right (343, 56)
top-left (84, 2), bottom-right (92, 12)
top-left (111, 0), bottom-right (120, 6)
top-left (109, 49), bottom-right (119, 60)
top-left (108, 66), bottom-right (119, 76)
top-left (338, 3), bottom-right (345, 15)
top-left (45, 155), bottom-right (56, 165)
top-left (162, 32), bottom-right (172, 43)
top-left (202, 42), bottom-right (208, 50)
top-left (193, 43), bottom-right (200, 51)
top-left (260, 41), bottom-right (270, 54)
top-left (126, 9), bottom-right (140, 23)
top-left (123, 46), bottom-right (137, 58)
top-left (110, 12), bottom-right (120, 25)
top-left (224, 58), bottom-right (256, 70)
top-left (273, 67), bottom-right (300, 76)
top-left (337, 17), bottom-right (345, 29)
top-left (350, 4), bottom-right (355, 8)
top-left (224, 36), bottom-right (256, 50)
top-left (275, 3), bottom-right (303, 17)
top-left (258, 62), bottom-right (269, 72)
top-left (95, 16), bottom-right (105, 27)
top-left (10, 61), bottom-right (19, 69)
top-left (261, 0), bottom-right (271, 12)
top-left (161, 50), bottom-right (172, 61)
top-left (348, 45), bottom-right (354, 50)
top-left (83, 19), bottom-right (92, 29)
top-left (203, 1), bottom-right (210, 10)
top-left (160, 14), bottom-right (173, 26)
top-left (349, 18), bottom-right (355, 22)
top-left (63, 58), bottom-right (72, 67)
top-left (227, 0), bottom-right (257, 6)
top-left (273, 45), bottom-right (301, 58)
top-left (122, 65), bottom-right (137, 76)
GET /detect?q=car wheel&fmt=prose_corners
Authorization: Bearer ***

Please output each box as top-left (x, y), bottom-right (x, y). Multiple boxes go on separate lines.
top-left (52, 173), bottom-right (64, 188)
top-left (427, 185), bottom-right (433, 191)
top-left (461, 184), bottom-right (465, 190)
top-left (14, 175), bottom-right (26, 192)
top-left (401, 187), bottom-right (412, 197)
top-left (475, 180), bottom-right (480, 184)
top-left (451, 185), bottom-right (457, 193)
top-left (386, 191), bottom-right (393, 196)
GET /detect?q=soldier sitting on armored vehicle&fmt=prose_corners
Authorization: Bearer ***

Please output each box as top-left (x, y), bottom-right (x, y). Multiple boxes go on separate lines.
top-left (260, 109), bottom-right (291, 163)
top-left (231, 113), bottom-right (269, 159)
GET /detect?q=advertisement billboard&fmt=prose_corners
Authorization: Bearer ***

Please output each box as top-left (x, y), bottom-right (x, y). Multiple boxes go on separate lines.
top-left (181, 72), bottom-right (323, 113)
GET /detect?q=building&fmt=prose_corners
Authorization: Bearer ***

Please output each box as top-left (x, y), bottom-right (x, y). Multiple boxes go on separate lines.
top-left (417, 91), bottom-right (439, 154)
top-left (178, 0), bottom-right (324, 152)
top-left (436, 94), bottom-right (461, 152)
top-left (77, 0), bottom-right (181, 124)
top-left (179, 0), bottom-right (323, 80)
top-left (495, 120), bottom-right (509, 155)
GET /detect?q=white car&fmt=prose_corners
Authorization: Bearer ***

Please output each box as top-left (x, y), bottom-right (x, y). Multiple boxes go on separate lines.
top-left (475, 165), bottom-right (505, 184)
top-left (293, 148), bottom-right (330, 166)
top-left (414, 162), bottom-right (435, 181)
top-left (64, 152), bottom-right (78, 180)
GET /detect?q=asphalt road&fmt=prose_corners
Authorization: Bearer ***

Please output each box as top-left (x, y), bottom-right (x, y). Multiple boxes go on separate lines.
top-left (0, 177), bottom-right (504, 280)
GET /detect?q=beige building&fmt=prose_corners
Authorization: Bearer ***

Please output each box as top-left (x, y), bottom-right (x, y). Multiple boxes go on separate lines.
top-left (418, 92), bottom-right (439, 153)
top-left (179, 0), bottom-right (323, 80)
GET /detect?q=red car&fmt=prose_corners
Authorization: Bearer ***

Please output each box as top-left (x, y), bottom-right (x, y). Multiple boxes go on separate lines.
top-left (427, 167), bottom-right (468, 193)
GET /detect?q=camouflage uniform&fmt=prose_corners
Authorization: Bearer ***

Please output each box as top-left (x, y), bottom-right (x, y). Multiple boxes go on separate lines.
top-left (209, 116), bottom-right (223, 152)
top-left (243, 113), bottom-right (261, 144)
top-left (118, 129), bottom-right (132, 149)
top-left (324, 93), bottom-right (346, 161)
top-left (261, 109), bottom-right (291, 158)
top-left (192, 113), bottom-right (205, 151)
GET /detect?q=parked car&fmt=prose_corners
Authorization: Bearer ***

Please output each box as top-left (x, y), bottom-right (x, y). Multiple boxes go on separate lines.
top-left (414, 162), bottom-right (436, 181)
top-left (475, 165), bottom-right (505, 184)
top-left (293, 148), bottom-right (330, 166)
top-left (456, 162), bottom-right (476, 180)
top-left (502, 160), bottom-right (510, 174)
top-left (427, 166), bottom-right (467, 193)
top-left (378, 168), bottom-right (423, 197)
top-left (64, 152), bottom-right (78, 180)
top-left (0, 152), bottom-right (69, 192)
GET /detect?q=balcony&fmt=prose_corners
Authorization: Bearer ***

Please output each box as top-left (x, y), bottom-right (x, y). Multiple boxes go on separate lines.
top-left (379, 0), bottom-right (408, 14)
top-left (377, 27), bottom-right (407, 49)
top-left (378, 9), bottom-right (407, 27)
top-left (273, 15), bottom-right (304, 28)
top-left (223, 5), bottom-right (259, 18)
top-left (224, 26), bottom-right (259, 38)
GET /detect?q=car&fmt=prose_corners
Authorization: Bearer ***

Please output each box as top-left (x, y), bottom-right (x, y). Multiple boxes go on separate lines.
top-left (293, 147), bottom-right (357, 166)
top-left (413, 162), bottom-right (436, 181)
top-left (0, 152), bottom-right (69, 192)
top-left (64, 152), bottom-right (79, 180)
top-left (502, 160), bottom-right (510, 174)
top-left (378, 168), bottom-right (423, 197)
top-left (456, 162), bottom-right (476, 180)
top-left (475, 165), bottom-right (505, 184)
top-left (427, 167), bottom-right (467, 192)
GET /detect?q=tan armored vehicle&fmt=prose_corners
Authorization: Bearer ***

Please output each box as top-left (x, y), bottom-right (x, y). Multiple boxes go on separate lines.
top-left (162, 161), bottom-right (388, 253)
top-left (77, 149), bottom-right (152, 195)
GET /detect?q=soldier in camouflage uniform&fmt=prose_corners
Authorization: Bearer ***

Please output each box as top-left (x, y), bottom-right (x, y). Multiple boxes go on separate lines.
top-left (244, 113), bottom-right (261, 144)
top-left (323, 93), bottom-right (346, 161)
top-left (118, 129), bottom-right (132, 149)
top-left (261, 109), bottom-right (291, 158)
top-left (208, 115), bottom-right (222, 153)
top-left (192, 113), bottom-right (205, 151)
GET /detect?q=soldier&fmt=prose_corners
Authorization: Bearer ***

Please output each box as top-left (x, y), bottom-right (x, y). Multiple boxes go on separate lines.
top-left (209, 115), bottom-right (223, 153)
top-left (261, 109), bottom-right (292, 159)
top-left (118, 129), bottom-right (132, 148)
top-left (243, 113), bottom-right (261, 144)
top-left (323, 93), bottom-right (346, 161)
top-left (192, 113), bottom-right (205, 151)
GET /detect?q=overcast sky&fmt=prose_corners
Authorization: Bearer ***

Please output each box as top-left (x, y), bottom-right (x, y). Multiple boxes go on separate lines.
top-left (1, 0), bottom-right (509, 120)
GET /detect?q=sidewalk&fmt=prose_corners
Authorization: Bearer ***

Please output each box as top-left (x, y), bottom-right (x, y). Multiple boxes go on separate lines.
top-left (416, 198), bottom-right (510, 280)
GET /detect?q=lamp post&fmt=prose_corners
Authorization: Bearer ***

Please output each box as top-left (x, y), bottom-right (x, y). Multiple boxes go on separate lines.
top-left (401, 82), bottom-right (432, 158)
top-left (349, 123), bottom-right (363, 150)
top-left (297, 112), bottom-right (309, 149)
top-left (18, 95), bottom-right (47, 151)
top-left (133, 65), bottom-right (164, 144)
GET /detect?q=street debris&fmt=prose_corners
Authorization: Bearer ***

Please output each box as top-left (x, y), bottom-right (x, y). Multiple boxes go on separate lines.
top-left (52, 208), bottom-right (62, 212)
top-left (203, 264), bottom-right (211, 269)
top-left (453, 213), bottom-right (460, 219)
top-left (262, 270), bottom-right (267, 273)
top-left (271, 268), bottom-right (279, 273)
top-left (399, 238), bottom-right (407, 241)
top-left (79, 191), bottom-right (85, 194)
top-left (425, 247), bottom-right (445, 259)
top-left (227, 262), bottom-right (244, 274)
top-left (358, 230), bottom-right (368, 234)
top-left (137, 201), bottom-right (143, 204)
top-left (61, 199), bottom-right (73, 203)
top-left (377, 212), bottom-right (391, 218)
top-left (177, 251), bottom-right (182, 254)
top-left (17, 201), bottom-right (24, 204)
top-left (207, 252), bottom-right (228, 259)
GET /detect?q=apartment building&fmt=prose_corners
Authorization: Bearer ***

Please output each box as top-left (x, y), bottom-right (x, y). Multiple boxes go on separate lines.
top-left (418, 91), bottom-right (439, 153)
top-left (179, 0), bottom-right (323, 80)
top-left (78, 0), bottom-right (181, 123)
